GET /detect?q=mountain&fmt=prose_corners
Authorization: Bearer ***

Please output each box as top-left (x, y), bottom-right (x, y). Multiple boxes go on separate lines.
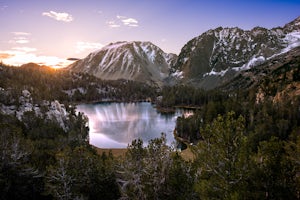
top-left (67, 17), bottom-right (300, 90)
top-left (173, 16), bottom-right (300, 89)
top-left (68, 41), bottom-right (177, 86)
top-left (220, 45), bottom-right (300, 101)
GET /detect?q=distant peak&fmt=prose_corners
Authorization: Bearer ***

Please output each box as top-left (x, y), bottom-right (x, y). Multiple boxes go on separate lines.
top-left (283, 16), bottom-right (300, 32)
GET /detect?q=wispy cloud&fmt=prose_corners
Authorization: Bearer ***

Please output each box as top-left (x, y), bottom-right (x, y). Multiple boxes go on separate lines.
top-left (9, 32), bottom-right (31, 44)
top-left (76, 41), bottom-right (104, 53)
top-left (12, 32), bottom-right (31, 36)
top-left (106, 21), bottom-right (121, 28)
top-left (117, 15), bottom-right (139, 27)
top-left (106, 15), bottom-right (139, 28)
top-left (9, 37), bottom-right (30, 44)
top-left (1, 5), bottom-right (8, 11)
top-left (12, 47), bottom-right (37, 52)
top-left (42, 11), bottom-right (73, 22)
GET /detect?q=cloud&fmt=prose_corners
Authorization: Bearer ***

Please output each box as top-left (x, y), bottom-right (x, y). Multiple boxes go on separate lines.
top-left (0, 53), bottom-right (11, 59)
top-left (12, 47), bottom-right (37, 52)
top-left (106, 21), bottom-right (121, 28)
top-left (11, 37), bottom-right (30, 44)
top-left (67, 58), bottom-right (80, 61)
top-left (76, 41), bottom-right (104, 53)
top-left (12, 32), bottom-right (31, 36)
top-left (122, 18), bottom-right (139, 27)
top-left (9, 32), bottom-right (31, 44)
top-left (1, 5), bottom-right (8, 11)
top-left (42, 11), bottom-right (73, 22)
top-left (107, 15), bottom-right (139, 28)
top-left (0, 48), bottom-right (73, 68)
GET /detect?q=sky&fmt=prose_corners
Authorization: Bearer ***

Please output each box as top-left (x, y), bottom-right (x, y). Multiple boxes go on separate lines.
top-left (0, 0), bottom-right (300, 68)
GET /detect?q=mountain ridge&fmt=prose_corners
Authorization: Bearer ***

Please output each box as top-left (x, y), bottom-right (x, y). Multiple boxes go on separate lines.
top-left (68, 16), bottom-right (300, 90)
top-left (173, 16), bottom-right (300, 89)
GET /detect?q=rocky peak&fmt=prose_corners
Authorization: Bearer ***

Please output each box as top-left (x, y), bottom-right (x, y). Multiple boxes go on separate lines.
top-left (173, 16), bottom-right (300, 89)
top-left (283, 16), bottom-right (300, 33)
top-left (68, 41), bottom-right (177, 86)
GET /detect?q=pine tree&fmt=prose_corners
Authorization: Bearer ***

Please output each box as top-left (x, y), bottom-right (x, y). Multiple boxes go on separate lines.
top-left (192, 112), bottom-right (249, 199)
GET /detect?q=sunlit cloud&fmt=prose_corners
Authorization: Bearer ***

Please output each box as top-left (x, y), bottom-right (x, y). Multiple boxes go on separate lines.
top-left (107, 15), bottom-right (139, 28)
top-left (76, 41), bottom-right (104, 53)
top-left (0, 53), bottom-right (11, 59)
top-left (42, 11), bottom-right (73, 22)
top-left (0, 48), bottom-right (73, 68)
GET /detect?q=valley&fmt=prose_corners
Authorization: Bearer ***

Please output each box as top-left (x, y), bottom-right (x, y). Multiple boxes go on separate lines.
top-left (0, 16), bottom-right (300, 200)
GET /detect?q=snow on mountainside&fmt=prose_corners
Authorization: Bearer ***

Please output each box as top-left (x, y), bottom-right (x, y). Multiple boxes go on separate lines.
top-left (174, 16), bottom-right (300, 89)
top-left (68, 41), bottom-right (177, 85)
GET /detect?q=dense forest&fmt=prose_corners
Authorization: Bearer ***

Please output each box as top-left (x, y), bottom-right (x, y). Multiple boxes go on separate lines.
top-left (0, 62), bottom-right (300, 199)
top-left (0, 63), bottom-right (158, 104)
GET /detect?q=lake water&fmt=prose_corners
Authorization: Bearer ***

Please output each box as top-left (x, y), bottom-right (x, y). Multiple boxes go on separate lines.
top-left (76, 102), bottom-right (185, 148)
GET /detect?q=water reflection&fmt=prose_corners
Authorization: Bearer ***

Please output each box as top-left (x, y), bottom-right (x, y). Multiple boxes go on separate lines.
top-left (76, 102), bottom-right (184, 148)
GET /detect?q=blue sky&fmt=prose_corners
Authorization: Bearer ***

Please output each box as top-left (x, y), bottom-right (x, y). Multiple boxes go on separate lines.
top-left (0, 0), bottom-right (299, 67)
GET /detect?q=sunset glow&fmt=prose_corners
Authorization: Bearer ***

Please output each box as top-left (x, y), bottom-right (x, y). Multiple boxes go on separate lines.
top-left (1, 0), bottom-right (300, 67)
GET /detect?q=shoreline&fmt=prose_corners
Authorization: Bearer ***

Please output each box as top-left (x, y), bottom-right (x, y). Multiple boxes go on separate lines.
top-left (95, 148), bottom-right (128, 158)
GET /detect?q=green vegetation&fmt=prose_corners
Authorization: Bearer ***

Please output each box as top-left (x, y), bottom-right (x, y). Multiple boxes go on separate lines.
top-left (0, 63), bottom-right (158, 104)
top-left (0, 62), bottom-right (299, 199)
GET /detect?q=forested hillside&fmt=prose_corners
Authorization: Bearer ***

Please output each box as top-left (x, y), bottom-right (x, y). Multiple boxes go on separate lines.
top-left (0, 61), bottom-right (299, 199)
top-left (0, 62), bottom-right (158, 104)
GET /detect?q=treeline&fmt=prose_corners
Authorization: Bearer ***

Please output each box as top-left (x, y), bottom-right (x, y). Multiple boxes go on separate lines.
top-left (172, 86), bottom-right (300, 143)
top-left (159, 85), bottom-right (227, 108)
top-left (0, 63), bottom-right (158, 104)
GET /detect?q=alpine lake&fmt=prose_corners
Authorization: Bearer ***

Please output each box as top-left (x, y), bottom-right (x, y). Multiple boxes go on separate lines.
top-left (76, 102), bottom-right (192, 148)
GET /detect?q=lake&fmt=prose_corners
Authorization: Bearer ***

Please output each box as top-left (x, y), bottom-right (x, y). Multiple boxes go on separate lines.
top-left (76, 102), bottom-right (186, 148)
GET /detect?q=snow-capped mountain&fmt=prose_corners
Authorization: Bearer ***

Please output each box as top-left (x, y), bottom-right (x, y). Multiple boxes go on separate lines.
top-left (68, 17), bottom-right (300, 89)
top-left (173, 16), bottom-right (300, 89)
top-left (68, 41), bottom-right (177, 85)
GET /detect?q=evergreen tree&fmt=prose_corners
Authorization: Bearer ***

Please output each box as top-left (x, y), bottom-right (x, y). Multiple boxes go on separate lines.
top-left (192, 112), bottom-right (249, 199)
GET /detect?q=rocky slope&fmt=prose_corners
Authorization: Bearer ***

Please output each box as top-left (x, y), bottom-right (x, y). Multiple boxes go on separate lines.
top-left (173, 16), bottom-right (300, 89)
top-left (68, 41), bottom-right (177, 86)
top-left (220, 46), bottom-right (300, 102)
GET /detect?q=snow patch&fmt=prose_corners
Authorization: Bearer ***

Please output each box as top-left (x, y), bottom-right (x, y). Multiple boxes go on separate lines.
top-left (183, 57), bottom-right (189, 63)
top-left (268, 31), bottom-right (300, 59)
top-left (171, 70), bottom-right (184, 79)
top-left (233, 56), bottom-right (265, 71)
top-left (203, 68), bottom-right (228, 77)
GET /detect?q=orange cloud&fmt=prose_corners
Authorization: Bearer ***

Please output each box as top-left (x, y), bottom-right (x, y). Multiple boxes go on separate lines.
top-left (0, 53), bottom-right (12, 59)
